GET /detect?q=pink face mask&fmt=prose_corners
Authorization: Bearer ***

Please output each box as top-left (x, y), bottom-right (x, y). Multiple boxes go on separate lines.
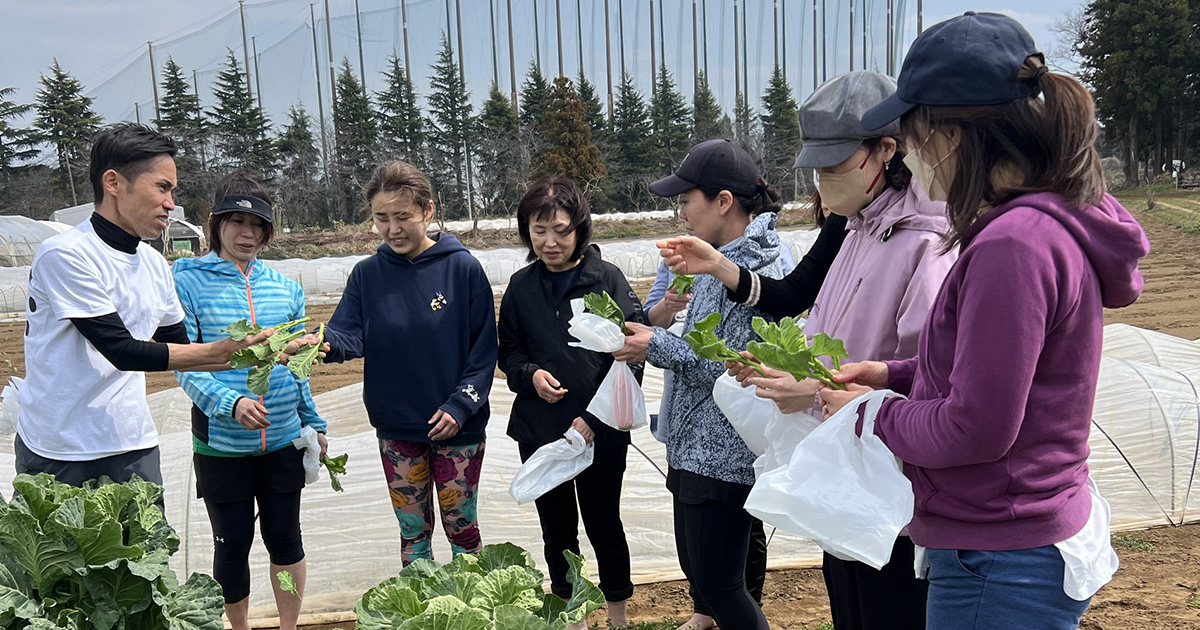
top-left (813, 145), bottom-right (886, 217)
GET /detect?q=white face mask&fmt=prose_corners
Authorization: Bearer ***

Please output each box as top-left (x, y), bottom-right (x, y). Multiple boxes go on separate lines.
top-left (904, 130), bottom-right (951, 202)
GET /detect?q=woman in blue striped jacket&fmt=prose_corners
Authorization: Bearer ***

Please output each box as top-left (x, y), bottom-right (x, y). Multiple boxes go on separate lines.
top-left (174, 172), bottom-right (328, 630)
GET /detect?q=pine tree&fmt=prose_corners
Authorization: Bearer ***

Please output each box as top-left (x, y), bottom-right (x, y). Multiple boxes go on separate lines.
top-left (609, 73), bottom-right (658, 211)
top-left (376, 53), bottom-right (426, 167)
top-left (650, 64), bottom-right (692, 176)
top-left (33, 59), bottom-right (102, 202)
top-left (210, 50), bottom-right (275, 178)
top-left (0, 86), bottom-right (36, 186)
top-left (476, 83), bottom-right (525, 218)
top-left (691, 70), bottom-right (724, 143)
top-left (577, 71), bottom-right (608, 146)
top-left (519, 63), bottom-right (552, 168)
top-left (760, 65), bottom-right (801, 200)
top-left (733, 93), bottom-right (758, 149)
top-left (532, 76), bottom-right (606, 190)
top-left (156, 57), bottom-right (208, 218)
top-left (333, 57), bottom-right (378, 218)
top-left (519, 62), bottom-right (552, 129)
top-left (276, 104), bottom-right (325, 227)
top-left (426, 33), bottom-right (476, 219)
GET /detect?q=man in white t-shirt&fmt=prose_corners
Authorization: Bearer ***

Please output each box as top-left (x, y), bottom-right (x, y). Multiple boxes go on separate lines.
top-left (17, 123), bottom-right (272, 489)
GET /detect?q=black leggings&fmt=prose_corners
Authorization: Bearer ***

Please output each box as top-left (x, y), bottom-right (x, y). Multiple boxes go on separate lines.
top-left (690, 518), bottom-right (767, 616)
top-left (674, 494), bottom-right (770, 629)
top-left (204, 490), bottom-right (305, 604)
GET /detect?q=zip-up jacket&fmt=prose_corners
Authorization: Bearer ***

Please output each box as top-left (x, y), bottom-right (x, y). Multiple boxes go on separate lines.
top-left (174, 252), bottom-right (327, 454)
top-left (498, 245), bottom-right (646, 448)
top-left (323, 233), bottom-right (497, 445)
top-left (806, 183), bottom-right (956, 364)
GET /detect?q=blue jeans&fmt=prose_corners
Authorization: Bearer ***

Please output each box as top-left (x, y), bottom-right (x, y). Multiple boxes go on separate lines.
top-left (926, 546), bottom-right (1092, 630)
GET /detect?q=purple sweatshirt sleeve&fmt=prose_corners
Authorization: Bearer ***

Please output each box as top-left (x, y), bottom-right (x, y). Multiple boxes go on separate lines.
top-left (884, 357), bottom-right (918, 396)
top-left (873, 233), bottom-right (1057, 470)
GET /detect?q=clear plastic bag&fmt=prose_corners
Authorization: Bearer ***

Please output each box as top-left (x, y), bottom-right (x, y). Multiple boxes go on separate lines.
top-left (0, 377), bottom-right (22, 436)
top-left (744, 389), bottom-right (913, 569)
top-left (292, 425), bottom-right (323, 484)
top-left (509, 428), bottom-right (595, 505)
top-left (566, 298), bottom-right (648, 431)
top-left (712, 372), bottom-right (820, 457)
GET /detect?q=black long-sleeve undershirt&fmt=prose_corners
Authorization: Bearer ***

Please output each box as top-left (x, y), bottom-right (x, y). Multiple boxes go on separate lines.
top-left (70, 313), bottom-right (188, 373)
top-left (726, 213), bottom-right (849, 318)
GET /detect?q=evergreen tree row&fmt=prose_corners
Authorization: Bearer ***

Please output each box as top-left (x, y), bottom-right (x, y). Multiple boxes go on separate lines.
top-left (1, 34), bottom-right (805, 226)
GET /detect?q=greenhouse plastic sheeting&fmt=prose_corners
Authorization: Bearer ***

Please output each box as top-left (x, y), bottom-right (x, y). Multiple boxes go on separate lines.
top-left (0, 229), bottom-right (822, 313)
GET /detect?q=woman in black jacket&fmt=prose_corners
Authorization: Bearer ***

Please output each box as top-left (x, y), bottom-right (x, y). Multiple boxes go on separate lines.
top-left (497, 176), bottom-right (645, 628)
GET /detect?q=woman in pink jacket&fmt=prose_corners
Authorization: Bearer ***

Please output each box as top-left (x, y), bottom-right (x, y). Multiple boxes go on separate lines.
top-left (727, 70), bottom-right (957, 630)
top-left (822, 13), bottom-right (1148, 630)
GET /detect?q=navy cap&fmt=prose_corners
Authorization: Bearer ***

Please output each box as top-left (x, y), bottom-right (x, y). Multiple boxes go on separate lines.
top-left (212, 194), bottom-right (274, 223)
top-left (649, 139), bottom-right (761, 198)
top-left (863, 11), bottom-right (1042, 131)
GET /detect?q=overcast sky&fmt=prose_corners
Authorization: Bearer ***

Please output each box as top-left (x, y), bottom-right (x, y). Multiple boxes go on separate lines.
top-left (1, 0), bottom-right (1080, 133)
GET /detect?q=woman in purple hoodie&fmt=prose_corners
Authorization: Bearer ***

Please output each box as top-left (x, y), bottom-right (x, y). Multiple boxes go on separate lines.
top-left (822, 13), bottom-right (1149, 630)
top-left (729, 70), bottom-right (957, 630)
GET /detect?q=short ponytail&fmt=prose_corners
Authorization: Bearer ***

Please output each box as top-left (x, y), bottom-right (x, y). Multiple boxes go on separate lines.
top-left (698, 178), bottom-right (784, 217)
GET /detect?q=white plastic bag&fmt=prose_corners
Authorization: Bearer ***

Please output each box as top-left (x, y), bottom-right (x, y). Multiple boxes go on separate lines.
top-left (0, 377), bottom-right (22, 436)
top-left (565, 298), bottom-right (649, 431)
top-left (712, 373), bottom-right (820, 457)
top-left (744, 389), bottom-right (913, 569)
top-left (292, 425), bottom-right (323, 484)
top-left (509, 428), bottom-right (595, 504)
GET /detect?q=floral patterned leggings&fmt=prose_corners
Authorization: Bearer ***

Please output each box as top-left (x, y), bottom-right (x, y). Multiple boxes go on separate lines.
top-left (379, 438), bottom-right (485, 565)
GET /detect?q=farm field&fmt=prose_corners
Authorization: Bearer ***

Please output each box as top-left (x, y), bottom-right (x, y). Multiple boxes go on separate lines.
top-left (0, 194), bottom-right (1198, 629)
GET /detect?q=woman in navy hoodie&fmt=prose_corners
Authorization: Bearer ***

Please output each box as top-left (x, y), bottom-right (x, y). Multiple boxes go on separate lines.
top-left (323, 160), bottom-right (497, 565)
top-left (497, 176), bottom-right (644, 628)
top-left (822, 13), bottom-right (1148, 630)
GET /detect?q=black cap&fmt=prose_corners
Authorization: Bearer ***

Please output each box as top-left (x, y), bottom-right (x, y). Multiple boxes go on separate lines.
top-left (212, 194), bottom-right (274, 223)
top-left (863, 11), bottom-right (1042, 131)
top-left (649, 139), bottom-right (761, 198)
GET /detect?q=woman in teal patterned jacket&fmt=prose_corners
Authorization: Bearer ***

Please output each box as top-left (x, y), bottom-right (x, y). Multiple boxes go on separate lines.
top-left (173, 172), bottom-right (327, 630)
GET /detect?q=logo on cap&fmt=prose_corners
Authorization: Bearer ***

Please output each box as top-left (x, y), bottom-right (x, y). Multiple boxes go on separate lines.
top-left (236, 199), bottom-right (253, 209)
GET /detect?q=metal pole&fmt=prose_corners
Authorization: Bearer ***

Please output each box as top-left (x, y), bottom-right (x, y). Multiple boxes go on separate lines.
top-left (65, 150), bottom-right (77, 206)
top-left (507, 0), bottom-right (517, 107)
top-left (455, 0), bottom-right (474, 222)
top-left (252, 36), bottom-right (264, 112)
top-left (240, 1), bottom-right (253, 101)
top-left (491, 0), bottom-right (500, 84)
top-left (782, 0), bottom-right (787, 75)
top-left (355, 0), bottom-right (366, 86)
top-left (742, 0), bottom-right (748, 98)
top-left (604, 0), bottom-right (614, 117)
top-left (850, 0), bottom-right (854, 73)
top-left (147, 43), bottom-right (160, 121)
top-left (862, 0), bottom-right (867, 69)
top-left (773, 0), bottom-right (779, 69)
top-left (887, 0), bottom-right (894, 74)
top-left (659, 0), bottom-right (665, 75)
top-left (918, 0), bottom-right (923, 32)
top-left (692, 0), bottom-right (698, 92)
top-left (445, 0), bottom-right (453, 48)
top-left (734, 0), bottom-right (740, 105)
top-left (325, 0), bottom-right (336, 112)
top-left (192, 69), bottom-right (208, 170)
top-left (555, 0), bottom-right (564, 77)
top-left (813, 0), bottom-right (818, 89)
top-left (702, 0), bottom-right (708, 77)
top-left (618, 0), bottom-right (626, 78)
top-left (402, 0), bottom-right (412, 80)
top-left (577, 0), bottom-right (585, 78)
top-left (534, 0), bottom-right (541, 70)
top-left (650, 0), bottom-right (656, 96)
top-left (821, 0), bottom-right (827, 81)
top-left (311, 4), bottom-right (330, 181)
top-left (135, 102), bottom-right (141, 125)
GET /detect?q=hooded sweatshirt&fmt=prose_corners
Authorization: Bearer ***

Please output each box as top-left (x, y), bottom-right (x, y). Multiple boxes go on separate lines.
top-left (874, 192), bottom-right (1149, 551)
top-left (173, 252), bottom-right (327, 455)
top-left (806, 183), bottom-right (956, 364)
top-left (324, 232), bottom-right (497, 446)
